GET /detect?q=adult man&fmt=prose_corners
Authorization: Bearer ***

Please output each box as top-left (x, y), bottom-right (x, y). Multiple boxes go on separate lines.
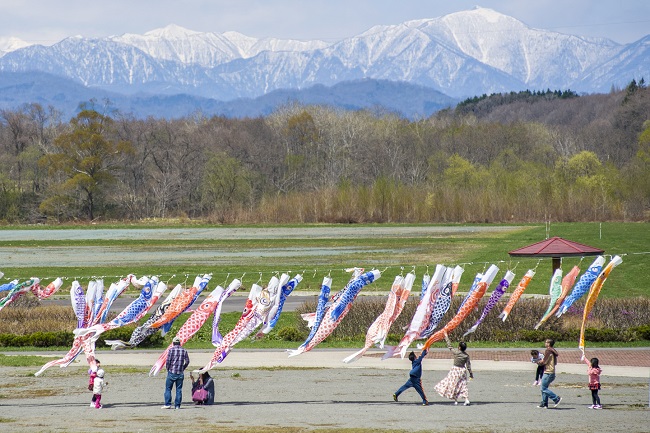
top-left (537, 338), bottom-right (562, 408)
top-left (163, 336), bottom-right (190, 409)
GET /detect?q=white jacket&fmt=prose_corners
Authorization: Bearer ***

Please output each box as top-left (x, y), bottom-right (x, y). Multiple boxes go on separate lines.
top-left (93, 377), bottom-right (105, 394)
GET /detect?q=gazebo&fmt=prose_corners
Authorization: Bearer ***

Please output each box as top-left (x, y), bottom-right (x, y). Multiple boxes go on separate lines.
top-left (508, 236), bottom-right (604, 272)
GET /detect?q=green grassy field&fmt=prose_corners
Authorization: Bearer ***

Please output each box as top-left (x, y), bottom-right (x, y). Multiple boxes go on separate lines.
top-left (0, 222), bottom-right (648, 297)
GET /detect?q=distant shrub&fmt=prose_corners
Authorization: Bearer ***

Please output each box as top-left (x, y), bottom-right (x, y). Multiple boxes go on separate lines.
top-left (277, 326), bottom-right (306, 342)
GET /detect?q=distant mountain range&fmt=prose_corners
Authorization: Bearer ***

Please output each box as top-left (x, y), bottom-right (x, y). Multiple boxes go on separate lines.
top-left (0, 7), bottom-right (648, 120)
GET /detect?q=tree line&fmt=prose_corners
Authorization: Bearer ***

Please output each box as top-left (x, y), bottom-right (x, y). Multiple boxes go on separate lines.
top-left (0, 80), bottom-right (648, 224)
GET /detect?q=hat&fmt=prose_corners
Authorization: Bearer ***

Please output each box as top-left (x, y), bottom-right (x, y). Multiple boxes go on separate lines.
top-left (96, 369), bottom-right (105, 378)
top-left (172, 336), bottom-right (181, 344)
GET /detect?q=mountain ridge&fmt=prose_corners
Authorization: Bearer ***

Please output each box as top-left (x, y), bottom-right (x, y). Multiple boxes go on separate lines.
top-left (0, 7), bottom-right (647, 118)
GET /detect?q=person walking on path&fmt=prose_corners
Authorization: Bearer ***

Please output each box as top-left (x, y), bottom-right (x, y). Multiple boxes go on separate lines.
top-left (88, 359), bottom-right (101, 407)
top-left (92, 368), bottom-right (107, 409)
top-left (537, 338), bottom-right (562, 409)
top-left (162, 336), bottom-right (190, 409)
top-left (584, 355), bottom-right (603, 409)
top-left (434, 332), bottom-right (473, 405)
top-left (392, 349), bottom-right (429, 405)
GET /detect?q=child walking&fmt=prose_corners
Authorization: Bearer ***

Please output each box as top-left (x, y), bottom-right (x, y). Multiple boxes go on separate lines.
top-left (530, 350), bottom-right (544, 386)
top-left (92, 368), bottom-right (107, 409)
top-left (88, 359), bottom-right (101, 407)
top-left (392, 349), bottom-right (429, 405)
top-left (584, 356), bottom-right (602, 409)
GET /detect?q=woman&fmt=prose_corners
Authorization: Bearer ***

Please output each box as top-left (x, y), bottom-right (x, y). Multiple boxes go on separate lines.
top-left (190, 371), bottom-right (215, 405)
top-left (434, 331), bottom-right (473, 405)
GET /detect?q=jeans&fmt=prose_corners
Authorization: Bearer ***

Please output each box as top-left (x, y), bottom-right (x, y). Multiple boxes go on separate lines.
top-left (395, 376), bottom-right (427, 403)
top-left (540, 373), bottom-right (559, 406)
top-left (165, 372), bottom-right (185, 408)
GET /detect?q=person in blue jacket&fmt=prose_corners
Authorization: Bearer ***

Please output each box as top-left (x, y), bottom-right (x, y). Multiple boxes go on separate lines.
top-left (393, 349), bottom-right (429, 405)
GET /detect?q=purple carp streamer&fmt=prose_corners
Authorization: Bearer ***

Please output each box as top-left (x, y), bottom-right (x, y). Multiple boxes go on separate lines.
top-left (462, 270), bottom-right (515, 338)
top-left (498, 269), bottom-right (535, 322)
top-left (579, 255), bottom-right (622, 356)
top-left (556, 256), bottom-right (605, 317)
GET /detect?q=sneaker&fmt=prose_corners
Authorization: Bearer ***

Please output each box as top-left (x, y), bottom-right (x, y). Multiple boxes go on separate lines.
top-left (536, 404), bottom-right (548, 409)
top-left (553, 397), bottom-right (562, 408)
top-left (422, 401), bottom-right (429, 406)
top-left (95, 405), bottom-right (102, 409)
top-left (594, 405), bottom-right (602, 409)
top-left (454, 401), bottom-right (458, 406)
top-left (90, 402), bottom-right (95, 407)
top-left (588, 405), bottom-right (594, 409)
top-left (464, 400), bottom-right (470, 406)
top-left (175, 406), bottom-right (181, 410)
top-left (392, 393), bottom-right (398, 402)
top-left (532, 380), bottom-right (538, 386)
top-left (161, 405), bottom-right (171, 409)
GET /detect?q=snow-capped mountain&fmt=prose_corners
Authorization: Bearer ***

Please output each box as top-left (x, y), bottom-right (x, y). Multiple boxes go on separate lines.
top-left (0, 6), bottom-right (647, 118)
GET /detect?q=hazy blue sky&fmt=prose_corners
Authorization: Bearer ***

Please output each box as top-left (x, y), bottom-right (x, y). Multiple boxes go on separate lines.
top-left (2, 0), bottom-right (649, 45)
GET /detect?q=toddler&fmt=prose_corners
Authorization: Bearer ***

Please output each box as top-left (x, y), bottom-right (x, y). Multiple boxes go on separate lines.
top-left (92, 368), bottom-right (107, 409)
top-left (530, 349), bottom-right (544, 386)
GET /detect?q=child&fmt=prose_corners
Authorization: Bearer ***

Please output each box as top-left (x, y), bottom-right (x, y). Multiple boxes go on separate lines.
top-left (530, 350), bottom-right (544, 386)
top-left (88, 359), bottom-right (101, 407)
top-left (392, 349), bottom-right (429, 405)
top-left (92, 368), bottom-right (107, 409)
top-left (584, 356), bottom-right (602, 409)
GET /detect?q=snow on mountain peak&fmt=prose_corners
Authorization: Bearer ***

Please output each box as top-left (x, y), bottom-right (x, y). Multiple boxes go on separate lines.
top-left (0, 36), bottom-right (32, 53)
top-left (145, 24), bottom-right (200, 39)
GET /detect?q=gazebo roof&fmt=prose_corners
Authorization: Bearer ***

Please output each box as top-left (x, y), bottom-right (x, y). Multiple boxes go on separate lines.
top-left (508, 236), bottom-right (604, 258)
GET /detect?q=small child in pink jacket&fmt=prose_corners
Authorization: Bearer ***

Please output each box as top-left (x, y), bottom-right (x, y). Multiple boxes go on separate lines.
top-left (584, 357), bottom-right (602, 409)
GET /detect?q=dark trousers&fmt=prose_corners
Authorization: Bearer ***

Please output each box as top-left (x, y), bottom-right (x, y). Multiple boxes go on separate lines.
top-left (591, 389), bottom-right (601, 405)
top-left (395, 376), bottom-right (427, 403)
top-left (535, 365), bottom-right (545, 381)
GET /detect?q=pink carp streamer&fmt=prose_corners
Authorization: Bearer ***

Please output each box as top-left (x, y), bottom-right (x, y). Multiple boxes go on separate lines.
top-left (30, 278), bottom-right (63, 300)
top-left (422, 265), bottom-right (499, 351)
top-left (384, 265), bottom-right (446, 359)
top-left (498, 269), bottom-right (535, 321)
top-left (579, 255), bottom-right (622, 356)
top-left (34, 277), bottom-right (132, 376)
top-left (148, 275), bottom-right (211, 331)
top-left (535, 265), bottom-right (580, 328)
top-left (75, 277), bottom-right (166, 340)
top-left (200, 281), bottom-right (270, 371)
top-left (288, 270), bottom-right (381, 358)
top-left (343, 272), bottom-right (415, 363)
top-left (151, 280), bottom-right (241, 376)
top-left (462, 270), bottom-right (515, 338)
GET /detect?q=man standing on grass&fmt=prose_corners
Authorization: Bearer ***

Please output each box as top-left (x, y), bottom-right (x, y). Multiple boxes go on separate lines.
top-left (537, 338), bottom-right (562, 409)
top-left (162, 336), bottom-right (190, 409)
